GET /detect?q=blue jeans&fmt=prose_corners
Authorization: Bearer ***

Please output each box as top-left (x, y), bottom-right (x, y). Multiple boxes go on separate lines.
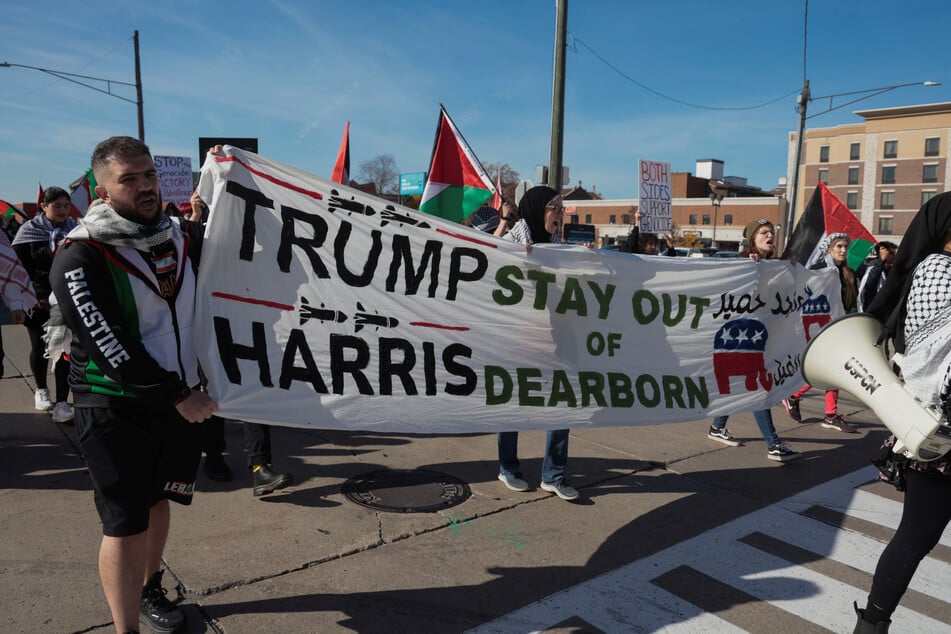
top-left (498, 429), bottom-right (570, 484)
top-left (712, 410), bottom-right (779, 447)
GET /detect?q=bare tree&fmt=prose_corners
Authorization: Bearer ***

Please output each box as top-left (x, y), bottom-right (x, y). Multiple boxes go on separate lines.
top-left (357, 154), bottom-right (399, 195)
top-left (483, 162), bottom-right (520, 205)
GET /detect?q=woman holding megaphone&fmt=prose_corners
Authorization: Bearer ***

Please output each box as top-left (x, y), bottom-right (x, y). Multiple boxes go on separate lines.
top-left (853, 192), bottom-right (951, 633)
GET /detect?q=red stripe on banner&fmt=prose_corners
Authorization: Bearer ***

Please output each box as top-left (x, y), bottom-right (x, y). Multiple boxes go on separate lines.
top-left (215, 156), bottom-right (324, 201)
top-left (435, 227), bottom-right (498, 248)
top-left (409, 321), bottom-right (470, 331)
top-left (211, 291), bottom-right (295, 311)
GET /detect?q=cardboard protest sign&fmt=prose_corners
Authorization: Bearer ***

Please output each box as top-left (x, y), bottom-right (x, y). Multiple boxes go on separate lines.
top-left (638, 158), bottom-right (672, 233)
top-left (154, 155), bottom-right (193, 206)
top-left (195, 147), bottom-right (842, 433)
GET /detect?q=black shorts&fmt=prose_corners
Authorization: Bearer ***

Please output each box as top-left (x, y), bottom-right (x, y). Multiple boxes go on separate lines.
top-left (75, 404), bottom-right (202, 537)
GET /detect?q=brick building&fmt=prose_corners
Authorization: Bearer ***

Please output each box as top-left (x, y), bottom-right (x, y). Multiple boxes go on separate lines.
top-left (564, 159), bottom-right (786, 249)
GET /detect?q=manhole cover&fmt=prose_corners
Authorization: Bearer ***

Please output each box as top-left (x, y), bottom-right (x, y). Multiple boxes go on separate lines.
top-left (342, 468), bottom-right (471, 513)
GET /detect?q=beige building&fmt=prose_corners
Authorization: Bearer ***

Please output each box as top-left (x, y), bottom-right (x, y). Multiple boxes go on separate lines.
top-left (786, 102), bottom-right (951, 241)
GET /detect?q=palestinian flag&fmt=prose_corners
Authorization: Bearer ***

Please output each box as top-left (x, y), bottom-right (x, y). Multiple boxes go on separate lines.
top-left (331, 121), bottom-right (350, 186)
top-left (68, 169), bottom-right (98, 218)
top-left (781, 182), bottom-right (876, 270)
top-left (1, 199), bottom-right (24, 220)
top-left (419, 104), bottom-right (495, 222)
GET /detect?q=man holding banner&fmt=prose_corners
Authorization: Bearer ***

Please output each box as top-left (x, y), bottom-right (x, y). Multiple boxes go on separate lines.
top-left (50, 136), bottom-right (217, 634)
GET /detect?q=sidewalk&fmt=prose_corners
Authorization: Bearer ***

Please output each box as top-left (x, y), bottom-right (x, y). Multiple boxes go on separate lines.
top-left (0, 323), bottom-right (888, 633)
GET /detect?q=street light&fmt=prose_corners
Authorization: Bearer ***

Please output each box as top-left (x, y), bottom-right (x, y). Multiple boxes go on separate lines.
top-left (784, 79), bottom-right (939, 247)
top-left (709, 186), bottom-right (724, 248)
top-left (1, 30), bottom-right (145, 141)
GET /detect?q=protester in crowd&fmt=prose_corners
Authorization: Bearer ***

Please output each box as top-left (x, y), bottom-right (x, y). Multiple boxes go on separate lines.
top-left (855, 192), bottom-right (951, 633)
top-left (783, 233), bottom-right (860, 432)
top-left (858, 241), bottom-right (897, 312)
top-left (706, 219), bottom-right (799, 462)
top-left (495, 185), bottom-right (578, 501)
top-left (244, 422), bottom-right (294, 497)
top-left (50, 136), bottom-right (218, 634)
top-left (463, 200), bottom-right (517, 238)
top-left (12, 186), bottom-right (77, 422)
top-left (0, 228), bottom-right (37, 378)
top-left (624, 207), bottom-right (675, 255)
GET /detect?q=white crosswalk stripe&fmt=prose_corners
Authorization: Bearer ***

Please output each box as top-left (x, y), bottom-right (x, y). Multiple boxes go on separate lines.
top-left (468, 466), bottom-right (951, 634)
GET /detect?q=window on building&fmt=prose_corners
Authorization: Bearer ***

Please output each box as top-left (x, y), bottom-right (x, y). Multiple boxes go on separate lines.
top-left (880, 191), bottom-right (895, 210)
top-left (848, 166), bottom-right (860, 185)
top-left (883, 140), bottom-right (898, 159)
top-left (584, 214), bottom-right (592, 224)
top-left (702, 214), bottom-right (711, 225)
top-left (622, 214), bottom-right (631, 224)
top-left (850, 142), bottom-right (861, 160)
top-left (688, 214), bottom-right (697, 224)
top-left (723, 214), bottom-right (733, 225)
top-left (922, 190), bottom-right (937, 205)
top-left (609, 214), bottom-right (616, 224)
top-left (819, 145), bottom-right (830, 163)
top-left (878, 217), bottom-right (893, 235)
top-left (818, 169), bottom-right (829, 184)
top-left (925, 137), bottom-right (940, 157)
top-left (923, 163), bottom-right (939, 183)
top-left (881, 165), bottom-right (896, 184)
top-left (846, 192), bottom-right (858, 209)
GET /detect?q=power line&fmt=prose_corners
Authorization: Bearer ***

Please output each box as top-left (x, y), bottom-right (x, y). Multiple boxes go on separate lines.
top-left (570, 35), bottom-right (799, 111)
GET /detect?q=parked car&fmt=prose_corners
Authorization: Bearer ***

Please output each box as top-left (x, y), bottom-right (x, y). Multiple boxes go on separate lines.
top-left (712, 250), bottom-right (741, 258)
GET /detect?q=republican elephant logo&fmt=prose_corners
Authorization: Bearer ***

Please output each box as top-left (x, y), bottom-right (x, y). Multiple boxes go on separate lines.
top-left (713, 318), bottom-right (772, 395)
top-left (801, 286), bottom-right (832, 342)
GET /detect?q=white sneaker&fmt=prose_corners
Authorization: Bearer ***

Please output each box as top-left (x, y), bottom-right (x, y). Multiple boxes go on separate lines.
top-left (51, 401), bottom-right (74, 423)
top-left (498, 472), bottom-right (529, 492)
top-left (540, 479), bottom-right (579, 500)
top-left (34, 389), bottom-right (53, 411)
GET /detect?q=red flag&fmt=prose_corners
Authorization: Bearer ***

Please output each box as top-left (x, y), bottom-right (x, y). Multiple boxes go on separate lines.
top-left (489, 174), bottom-right (502, 210)
top-left (36, 182), bottom-right (44, 217)
top-left (331, 121), bottom-right (350, 186)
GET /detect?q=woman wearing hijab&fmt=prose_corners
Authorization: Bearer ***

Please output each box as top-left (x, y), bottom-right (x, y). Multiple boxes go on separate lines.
top-left (853, 192), bottom-right (951, 633)
top-left (706, 219), bottom-right (799, 461)
top-left (12, 187), bottom-right (77, 422)
top-left (782, 232), bottom-right (860, 433)
top-left (496, 186), bottom-right (578, 501)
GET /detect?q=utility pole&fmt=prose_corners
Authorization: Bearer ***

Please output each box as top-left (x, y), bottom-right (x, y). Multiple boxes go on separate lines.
top-left (784, 78), bottom-right (809, 248)
top-left (548, 0), bottom-right (568, 194)
top-left (134, 30), bottom-right (144, 141)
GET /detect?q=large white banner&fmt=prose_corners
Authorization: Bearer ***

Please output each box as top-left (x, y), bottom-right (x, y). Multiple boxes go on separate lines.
top-left (195, 148), bottom-right (843, 433)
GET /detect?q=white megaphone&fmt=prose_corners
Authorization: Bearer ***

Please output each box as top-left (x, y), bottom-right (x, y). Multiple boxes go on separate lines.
top-left (801, 313), bottom-right (951, 461)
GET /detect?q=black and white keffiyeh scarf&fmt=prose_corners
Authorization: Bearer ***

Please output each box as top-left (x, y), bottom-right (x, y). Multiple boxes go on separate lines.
top-left (899, 253), bottom-right (951, 412)
top-left (67, 201), bottom-right (174, 250)
top-left (11, 213), bottom-right (77, 252)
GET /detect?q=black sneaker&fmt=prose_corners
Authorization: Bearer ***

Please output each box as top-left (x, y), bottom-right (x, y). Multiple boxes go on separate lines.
top-left (767, 442), bottom-right (801, 462)
top-left (252, 464), bottom-right (294, 497)
top-left (203, 452), bottom-right (233, 482)
top-left (140, 570), bottom-right (184, 634)
top-left (707, 426), bottom-right (742, 447)
top-left (782, 397), bottom-right (802, 422)
top-left (822, 414), bottom-right (858, 433)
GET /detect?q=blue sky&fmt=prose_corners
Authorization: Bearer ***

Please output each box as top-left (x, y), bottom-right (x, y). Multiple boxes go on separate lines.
top-left (2, 1), bottom-right (949, 205)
